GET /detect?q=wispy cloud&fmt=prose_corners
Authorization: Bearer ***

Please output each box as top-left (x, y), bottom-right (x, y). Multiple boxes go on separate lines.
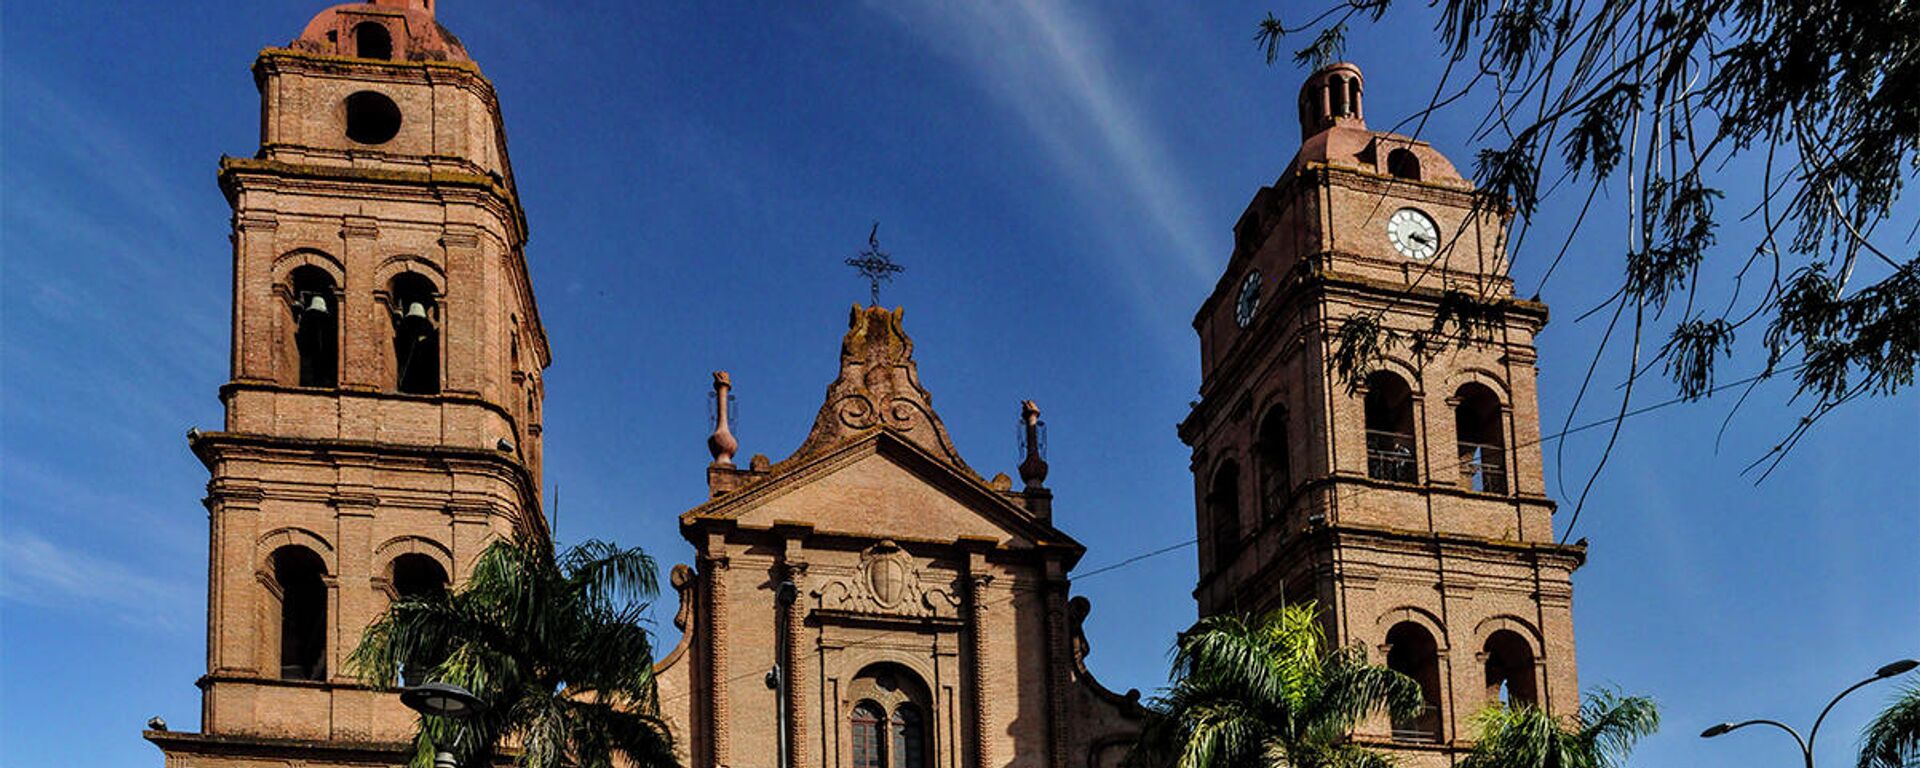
top-left (875, 0), bottom-right (1214, 355)
top-left (0, 527), bottom-right (192, 631)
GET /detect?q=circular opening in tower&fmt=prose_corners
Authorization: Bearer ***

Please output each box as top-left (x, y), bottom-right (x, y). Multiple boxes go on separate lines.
top-left (344, 91), bottom-right (402, 145)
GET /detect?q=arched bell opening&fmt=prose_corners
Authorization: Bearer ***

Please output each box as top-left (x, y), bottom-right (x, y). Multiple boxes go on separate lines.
top-left (288, 266), bottom-right (338, 388)
top-left (270, 546), bottom-right (329, 681)
top-left (1364, 372), bottom-right (1417, 483)
top-left (1385, 621), bottom-right (1443, 742)
top-left (387, 273), bottom-right (440, 395)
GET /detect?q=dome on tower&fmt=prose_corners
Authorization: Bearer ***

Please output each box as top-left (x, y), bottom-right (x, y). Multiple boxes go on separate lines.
top-left (290, 0), bottom-right (471, 62)
top-left (1298, 61), bottom-right (1366, 137)
top-left (1285, 62), bottom-right (1469, 188)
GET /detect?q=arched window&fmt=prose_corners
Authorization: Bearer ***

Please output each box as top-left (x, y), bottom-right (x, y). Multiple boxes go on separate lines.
top-left (851, 701), bottom-right (886, 768)
top-left (1454, 383), bottom-right (1507, 493)
top-left (289, 266), bottom-right (337, 388)
top-left (1483, 630), bottom-right (1538, 706)
top-left (1329, 75), bottom-right (1349, 117)
top-left (849, 663), bottom-right (932, 768)
top-left (1385, 621), bottom-right (1442, 742)
top-left (891, 704), bottom-right (927, 768)
top-left (389, 273), bottom-right (440, 395)
top-left (1208, 461), bottom-right (1242, 567)
top-left (1364, 372), bottom-right (1417, 483)
top-left (272, 546), bottom-right (328, 681)
top-left (390, 554), bottom-right (449, 685)
top-left (1256, 406), bottom-right (1292, 521)
top-left (353, 21), bottom-right (393, 60)
top-left (1387, 148), bottom-right (1422, 180)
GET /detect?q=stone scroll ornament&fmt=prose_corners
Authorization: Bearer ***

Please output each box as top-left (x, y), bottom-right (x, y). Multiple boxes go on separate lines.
top-left (813, 540), bottom-right (960, 618)
top-left (784, 305), bottom-right (975, 475)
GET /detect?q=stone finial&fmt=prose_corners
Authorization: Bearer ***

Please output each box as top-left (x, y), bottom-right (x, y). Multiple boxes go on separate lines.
top-left (707, 371), bottom-right (738, 467)
top-left (1298, 62), bottom-right (1365, 138)
top-left (1018, 400), bottom-right (1049, 489)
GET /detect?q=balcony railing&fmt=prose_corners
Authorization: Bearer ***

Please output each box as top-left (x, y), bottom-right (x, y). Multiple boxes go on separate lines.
top-left (1391, 704), bottom-right (1442, 743)
top-left (1366, 430), bottom-right (1418, 483)
top-left (1457, 440), bottom-right (1508, 494)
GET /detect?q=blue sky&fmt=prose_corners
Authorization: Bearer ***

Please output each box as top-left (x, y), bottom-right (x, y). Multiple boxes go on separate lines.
top-left (2, 2), bottom-right (1915, 766)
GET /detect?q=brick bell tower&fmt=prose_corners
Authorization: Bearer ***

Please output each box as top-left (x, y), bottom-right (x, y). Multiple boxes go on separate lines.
top-left (1177, 63), bottom-right (1585, 764)
top-left (148, 1), bottom-right (549, 765)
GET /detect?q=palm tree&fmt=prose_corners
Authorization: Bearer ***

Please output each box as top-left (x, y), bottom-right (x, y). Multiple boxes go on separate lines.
top-left (349, 534), bottom-right (677, 768)
top-left (1861, 683), bottom-right (1920, 768)
top-left (1134, 601), bottom-right (1424, 768)
top-left (1458, 689), bottom-right (1658, 768)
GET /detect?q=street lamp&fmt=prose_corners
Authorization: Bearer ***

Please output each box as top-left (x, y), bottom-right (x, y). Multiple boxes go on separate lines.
top-left (401, 682), bottom-right (488, 768)
top-left (1701, 658), bottom-right (1918, 768)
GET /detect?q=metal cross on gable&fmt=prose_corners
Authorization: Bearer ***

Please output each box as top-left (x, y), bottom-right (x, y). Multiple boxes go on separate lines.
top-left (844, 222), bottom-right (904, 305)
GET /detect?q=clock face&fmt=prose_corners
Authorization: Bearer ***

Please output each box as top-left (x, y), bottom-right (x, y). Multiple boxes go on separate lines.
top-left (1235, 271), bottom-right (1262, 328)
top-left (1388, 208), bottom-right (1440, 259)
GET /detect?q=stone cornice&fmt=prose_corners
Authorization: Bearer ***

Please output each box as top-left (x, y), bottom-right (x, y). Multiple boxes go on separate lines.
top-left (145, 730), bottom-right (411, 763)
top-left (219, 380), bottom-right (528, 439)
top-left (187, 429), bottom-right (547, 543)
top-left (1194, 518), bottom-right (1584, 596)
top-left (218, 156), bottom-right (526, 243)
top-left (252, 47), bottom-right (490, 92)
top-left (680, 430), bottom-right (1085, 565)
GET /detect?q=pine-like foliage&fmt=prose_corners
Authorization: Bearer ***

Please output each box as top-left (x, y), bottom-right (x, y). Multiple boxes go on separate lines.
top-left (1861, 683), bottom-right (1920, 768)
top-left (1132, 602), bottom-right (1423, 768)
top-left (1458, 690), bottom-right (1658, 768)
top-left (349, 534), bottom-right (677, 768)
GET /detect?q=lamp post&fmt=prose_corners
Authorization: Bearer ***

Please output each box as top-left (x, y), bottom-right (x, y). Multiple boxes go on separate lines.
top-left (401, 682), bottom-right (488, 768)
top-left (1701, 659), bottom-right (1918, 768)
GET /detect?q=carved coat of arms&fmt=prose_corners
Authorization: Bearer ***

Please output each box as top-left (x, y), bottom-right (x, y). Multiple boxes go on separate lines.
top-left (815, 540), bottom-right (958, 618)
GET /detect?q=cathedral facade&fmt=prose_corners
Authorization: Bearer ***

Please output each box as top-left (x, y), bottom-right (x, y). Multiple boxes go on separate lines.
top-left (146, 4), bottom-right (1582, 768)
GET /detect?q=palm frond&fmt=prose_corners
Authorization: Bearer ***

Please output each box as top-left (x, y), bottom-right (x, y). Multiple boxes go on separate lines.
top-left (347, 533), bottom-right (672, 768)
top-left (1461, 690), bottom-right (1660, 768)
top-left (1300, 651), bottom-right (1423, 744)
top-left (1861, 683), bottom-right (1920, 768)
top-left (1577, 688), bottom-right (1660, 768)
top-left (1138, 601), bottom-right (1406, 768)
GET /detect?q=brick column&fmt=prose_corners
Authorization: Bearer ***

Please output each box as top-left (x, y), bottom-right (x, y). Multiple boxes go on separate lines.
top-left (332, 496), bottom-right (377, 685)
top-left (1042, 561), bottom-right (1071, 768)
top-left (340, 216), bottom-right (383, 391)
top-left (965, 551), bottom-right (993, 768)
top-left (702, 539), bottom-right (732, 768)
top-left (439, 225), bottom-right (484, 397)
top-left (781, 558), bottom-right (809, 768)
top-left (207, 480), bottom-right (265, 679)
top-left (231, 212), bottom-right (279, 385)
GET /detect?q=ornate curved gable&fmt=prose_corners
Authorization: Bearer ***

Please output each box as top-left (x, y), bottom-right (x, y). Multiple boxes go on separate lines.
top-left (785, 305), bottom-right (973, 475)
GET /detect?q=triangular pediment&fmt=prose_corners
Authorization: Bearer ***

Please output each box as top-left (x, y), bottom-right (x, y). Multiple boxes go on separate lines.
top-left (682, 430), bottom-right (1078, 553)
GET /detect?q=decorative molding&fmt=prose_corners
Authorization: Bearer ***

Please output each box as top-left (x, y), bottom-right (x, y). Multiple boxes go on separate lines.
top-left (341, 216), bottom-right (380, 239)
top-left (812, 540), bottom-right (960, 619)
top-left (785, 306), bottom-right (972, 474)
top-left (670, 563), bottom-right (696, 631)
top-left (236, 211), bottom-right (280, 231)
top-left (440, 225), bottom-right (482, 249)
